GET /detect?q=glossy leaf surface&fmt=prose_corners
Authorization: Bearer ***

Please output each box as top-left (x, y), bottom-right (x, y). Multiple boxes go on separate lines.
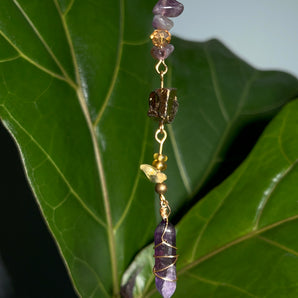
top-left (131, 100), bottom-right (298, 297)
top-left (0, 0), bottom-right (298, 297)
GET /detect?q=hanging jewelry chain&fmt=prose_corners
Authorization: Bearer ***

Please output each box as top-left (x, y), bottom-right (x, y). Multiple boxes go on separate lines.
top-left (140, 0), bottom-right (184, 296)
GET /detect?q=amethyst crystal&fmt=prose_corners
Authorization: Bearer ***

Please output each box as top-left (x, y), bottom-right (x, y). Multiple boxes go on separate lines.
top-left (154, 220), bottom-right (177, 298)
top-left (151, 44), bottom-right (174, 60)
top-left (153, 0), bottom-right (184, 18)
top-left (152, 15), bottom-right (174, 30)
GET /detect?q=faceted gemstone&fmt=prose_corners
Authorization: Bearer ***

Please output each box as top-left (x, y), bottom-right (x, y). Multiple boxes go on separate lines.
top-left (152, 15), bottom-right (174, 30)
top-left (153, 0), bottom-right (184, 18)
top-left (154, 220), bottom-right (177, 298)
top-left (148, 88), bottom-right (178, 123)
top-left (151, 44), bottom-right (174, 60)
top-left (150, 30), bottom-right (171, 47)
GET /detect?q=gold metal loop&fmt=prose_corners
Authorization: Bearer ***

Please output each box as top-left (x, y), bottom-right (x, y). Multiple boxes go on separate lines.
top-left (155, 125), bottom-right (167, 155)
top-left (155, 59), bottom-right (168, 76)
top-left (155, 60), bottom-right (168, 88)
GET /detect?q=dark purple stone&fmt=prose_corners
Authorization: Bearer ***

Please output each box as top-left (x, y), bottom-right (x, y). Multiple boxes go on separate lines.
top-left (151, 44), bottom-right (174, 60)
top-left (154, 220), bottom-right (177, 298)
top-left (152, 15), bottom-right (174, 30)
top-left (153, 0), bottom-right (184, 18)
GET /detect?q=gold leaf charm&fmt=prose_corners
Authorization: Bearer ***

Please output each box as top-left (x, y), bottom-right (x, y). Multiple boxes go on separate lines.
top-left (140, 164), bottom-right (167, 183)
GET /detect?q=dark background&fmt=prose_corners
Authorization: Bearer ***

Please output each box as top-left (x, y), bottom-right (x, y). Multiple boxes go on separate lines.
top-left (0, 122), bottom-right (76, 298)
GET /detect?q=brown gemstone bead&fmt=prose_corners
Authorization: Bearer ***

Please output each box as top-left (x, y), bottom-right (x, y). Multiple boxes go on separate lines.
top-left (150, 29), bottom-right (171, 47)
top-left (155, 183), bottom-right (168, 194)
top-left (148, 88), bottom-right (178, 124)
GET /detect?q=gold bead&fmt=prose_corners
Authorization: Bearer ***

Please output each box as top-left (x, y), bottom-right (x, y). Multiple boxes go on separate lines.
top-left (152, 159), bottom-right (158, 167)
top-left (158, 154), bottom-right (168, 162)
top-left (153, 153), bottom-right (168, 162)
top-left (155, 183), bottom-right (167, 194)
top-left (156, 161), bottom-right (167, 171)
top-left (150, 30), bottom-right (171, 47)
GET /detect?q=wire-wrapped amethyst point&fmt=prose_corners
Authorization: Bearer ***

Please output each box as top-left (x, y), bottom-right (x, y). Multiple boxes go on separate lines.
top-left (154, 220), bottom-right (177, 298)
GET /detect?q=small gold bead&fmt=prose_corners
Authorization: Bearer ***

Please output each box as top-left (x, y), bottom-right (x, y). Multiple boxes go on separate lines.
top-left (156, 161), bottom-right (167, 171)
top-left (153, 153), bottom-right (168, 162)
top-left (150, 30), bottom-right (171, 47)
top-left (158, 154), bottom-right (168, 162)
top-left (152, 159), bottom-right (158, 168)
top-left (155, 183), bottom-right (168, 194)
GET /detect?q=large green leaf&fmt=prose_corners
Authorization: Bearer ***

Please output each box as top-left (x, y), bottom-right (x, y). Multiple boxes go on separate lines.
top-left (131, 100), bottom-right (298, 297)
top-left (0, 0), bottom-right (298, 297)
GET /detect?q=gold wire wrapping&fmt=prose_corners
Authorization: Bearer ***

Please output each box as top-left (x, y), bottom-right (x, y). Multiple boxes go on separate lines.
top-left (159, 194), bottom-right (171, 219)
top-left (153, 218), bottom-right (179, 282)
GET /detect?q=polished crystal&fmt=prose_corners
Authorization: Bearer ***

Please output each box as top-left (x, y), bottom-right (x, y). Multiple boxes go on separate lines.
top-left (152, 15), bottom-right (174, 30)
top-left (151, 44), bottom-right (174, 60)
top-left (154, 220), bottom-right (177, 298)
top-left (153, 0), bottom-right (184, 18)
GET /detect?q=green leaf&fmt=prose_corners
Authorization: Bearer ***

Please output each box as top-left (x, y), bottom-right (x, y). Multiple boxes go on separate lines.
top-left (0, 0), bottom-right (298, 297)
top-left (137, 100), bottom-right (298, 297)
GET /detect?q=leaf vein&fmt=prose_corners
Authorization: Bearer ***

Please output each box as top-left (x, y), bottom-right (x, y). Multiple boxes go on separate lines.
top-left (167, 65), bottom-right (192, 196)
top-left (204, 43), bottom-right (230, 122)
top-left (257, 235), bottom-right (298, 256)
top-left (73, 257), bottom-right (110, 298)
top-left (64, 0), bottom-right (75, 16)
top-left (0, 30), bottom-right (68, 83)
top-left (114, 117), bottom-right (149, 231)
top-left (236, 70), bottom-right (259, 113)
top-left (1, 106), bottom-right (106, 227)
top-left (93, 0), bottom-right (125, 127)
top-left (185, 272), bottom-right (258, 297)
top-left (191, 162), bottom-right (249, 260)
top-left (53, 0), bottom-right (120, 293)
top-left (179, 214), bottom-right (298, 276)
top-left (278, 108), bottom-right (292, 164)
top-left (12, 0), bottom-right (76, 87)
top-left (0, 55), bottom-right (20, 63)
top-left (54, 222), bottom-right (110, 298)
top-left (168, 125), bottom-right (192, 196)
top-left (192, 68), bottom-right (259, 195)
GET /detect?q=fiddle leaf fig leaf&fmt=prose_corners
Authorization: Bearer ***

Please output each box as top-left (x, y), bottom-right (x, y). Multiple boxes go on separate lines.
top-left (0, 0), bottom-right (297, 297)
top-left (129, 100), bottom-right (298, 297)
